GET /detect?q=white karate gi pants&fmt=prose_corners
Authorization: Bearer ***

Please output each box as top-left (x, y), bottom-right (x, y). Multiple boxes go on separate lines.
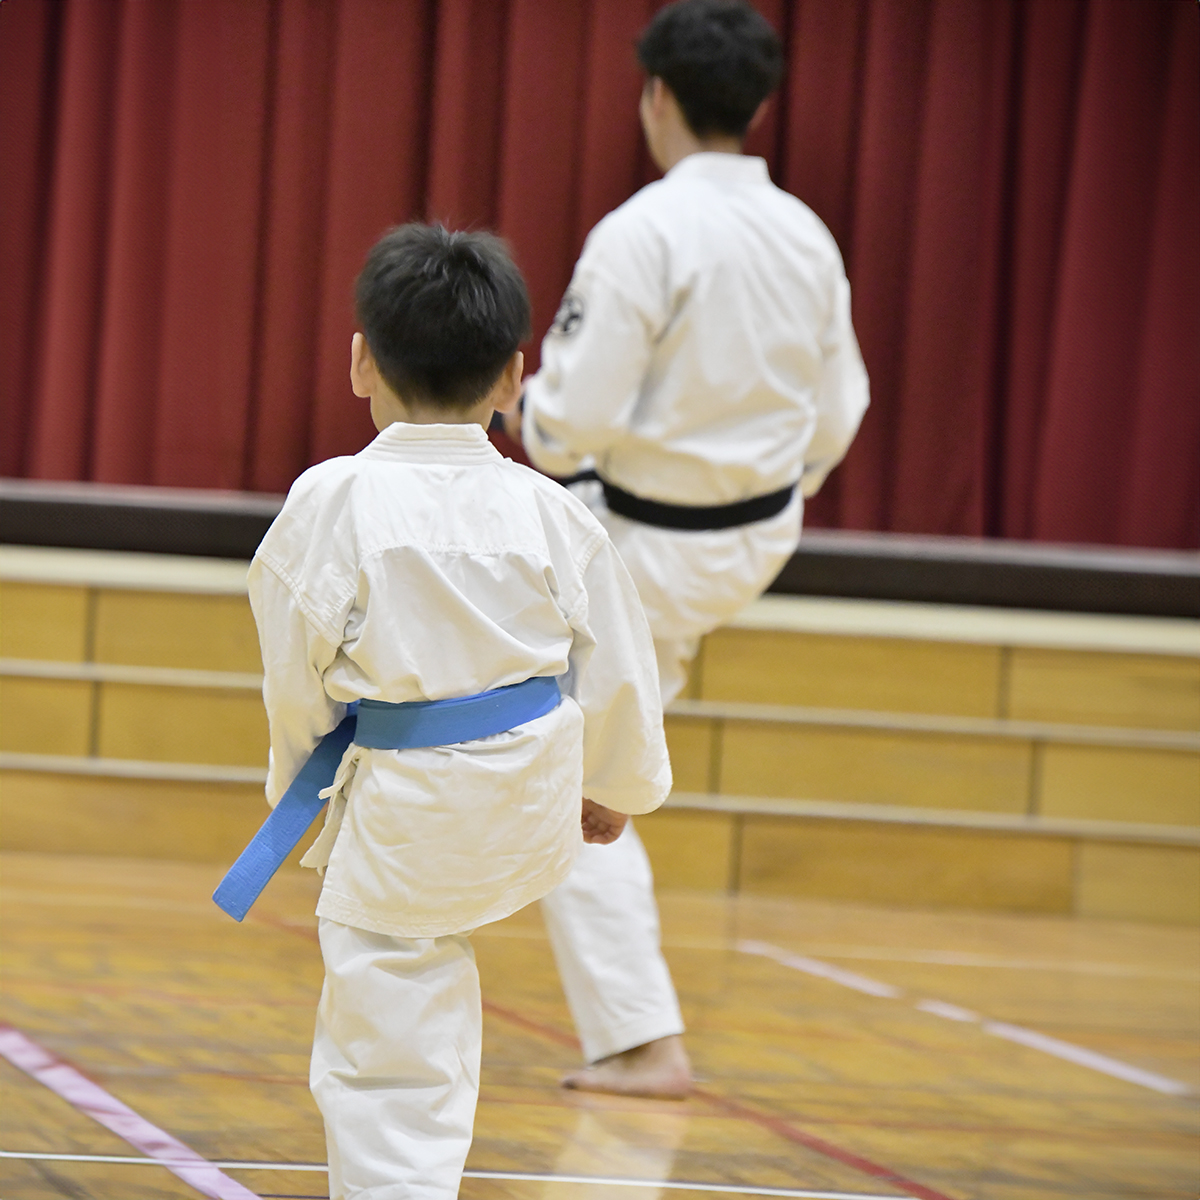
top-left (311, 919), bottom-right (481, 1200)
top-left (542, 489), bottom-right (801, 1062)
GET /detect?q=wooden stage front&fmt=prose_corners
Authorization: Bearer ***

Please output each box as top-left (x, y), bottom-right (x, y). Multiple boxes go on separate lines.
top-left (1, 852), bottom-right (1196, 1200)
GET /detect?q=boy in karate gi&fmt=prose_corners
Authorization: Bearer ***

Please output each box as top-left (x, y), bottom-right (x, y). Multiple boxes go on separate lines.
top-left (249, 224), bottom-right (671, 1198)
top-left (511, 0), bottom-right (870, 1097)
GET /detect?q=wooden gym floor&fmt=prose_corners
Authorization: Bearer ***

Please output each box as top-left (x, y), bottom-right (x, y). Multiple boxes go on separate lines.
top-left (1, 852), bottom-right (1197, 1200)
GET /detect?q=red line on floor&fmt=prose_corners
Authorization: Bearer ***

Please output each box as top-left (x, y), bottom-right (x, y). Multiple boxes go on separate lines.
top-left (482, 998), bottom-right (580, 1048)
top-left (0, 1023), bottom-right (259, 1199)
top-left (265, 911), bottom-right (961, 1198)
top-left (694, 1089), bottom-right (957, 1200)
top-left (479, 1000), bottom-right (959, 1200)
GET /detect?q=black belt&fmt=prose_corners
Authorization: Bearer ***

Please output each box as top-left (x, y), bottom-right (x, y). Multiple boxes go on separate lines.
top-left (566, 471), bottom-right (796, 531)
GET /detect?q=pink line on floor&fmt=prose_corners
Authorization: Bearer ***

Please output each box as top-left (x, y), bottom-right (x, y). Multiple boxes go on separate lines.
top-left (0, 1023), bottom-right (260, 1200)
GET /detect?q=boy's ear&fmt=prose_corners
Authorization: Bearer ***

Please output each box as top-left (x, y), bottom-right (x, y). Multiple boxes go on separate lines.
top-left (492, 351), bottom-right (524, 414)
top-left (349, 332), bottom-right (375, 399)
top-left (747, 97), bottom-right (770, 133)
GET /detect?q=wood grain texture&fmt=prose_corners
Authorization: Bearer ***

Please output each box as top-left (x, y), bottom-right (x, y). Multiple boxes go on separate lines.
top-left (738, 817), bottom-right (1075, 912)
top-left (1039, 744), bottom-right (1200, 826)
top-left (633, 809), bottom-right (734, 891)
top-left (0, 678), bottom-right (93, 756)
top-left (662, 715), bottom-right (716, 793)
top-left (1008, 647), bottom-right (1200, 731)
top-left (719, 722), bottom-right (1033, 812)
top-left (1076, 842), bottom-right (1200, 924)
top-left (1, 854), bottom-right (1197, 1200)
top-left (699, 628), bottom-right (1004, 716)
top-left (0, 773), bottom-right (286, 863)
top-left (0, 582), bottom-right (90, 661)
top-left (92, 590), bottom-right (261, 672)
top-left (5, 768), bottom-right (1196, 922)
top-left (95, 683), bottom-right (269, 766)
top-left (5, 582), bottom-right (1198, 930)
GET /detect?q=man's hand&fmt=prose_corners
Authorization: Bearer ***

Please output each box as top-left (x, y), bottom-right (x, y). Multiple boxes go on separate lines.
top-left (581, 797), bottom-right (627, 844)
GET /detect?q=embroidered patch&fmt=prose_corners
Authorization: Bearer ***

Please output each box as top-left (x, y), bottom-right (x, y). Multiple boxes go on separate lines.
top-left (550, 290), bottom-right (584, 337)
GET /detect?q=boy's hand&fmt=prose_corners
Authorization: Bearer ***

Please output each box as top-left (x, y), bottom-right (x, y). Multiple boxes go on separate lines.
top-left (581, 797), bottom-right (627, 844)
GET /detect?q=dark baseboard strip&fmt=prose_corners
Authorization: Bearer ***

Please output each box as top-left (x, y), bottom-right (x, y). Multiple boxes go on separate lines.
top-left (2, 479), bottom-right (1197, 618)
top-left (773, 529), bottom-right (1200, 618)
top-left (0, 480), bottom-right (283, 561)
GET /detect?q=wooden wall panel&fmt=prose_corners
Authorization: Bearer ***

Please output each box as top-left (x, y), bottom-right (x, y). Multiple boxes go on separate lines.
top-left (0, 678), bottom-right (92, 756)
top-left (0, 772), bottom-right (287, 864)
top-left (719, 723), bottom-right (1032, 812)
top-left (1040, 745), bottom-right (1200, 826)
top-left (663, 715), bottom-right (716, 793)
top-left (635, 809), bottom-right (734, 891)
top-left (738, 817), bottom-right (1074, 912)
top-left (1075, 843), bottom-right (1200, 925)
top-left (0, 582), bottom-right (90, 661)
top-left (93, 591), bottom-right (261, 672)
top-left (699, 629), bottom-right (1002, 716)
top-left (1009, 649), bottom-right (1200, 731)
top-left (97, 684), bottom-right (268, 766)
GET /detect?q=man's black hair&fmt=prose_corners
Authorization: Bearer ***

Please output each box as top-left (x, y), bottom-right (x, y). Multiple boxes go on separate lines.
top-left (637, 0), bottom-right (783, 138)
top-left (355, 224), bottom-right (531, 410)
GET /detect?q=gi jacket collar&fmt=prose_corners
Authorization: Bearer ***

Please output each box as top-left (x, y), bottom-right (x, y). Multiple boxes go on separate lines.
top-left (358, 421), bottom-right (504, 466)
top-left (666, 152), bottom-right (771, 187)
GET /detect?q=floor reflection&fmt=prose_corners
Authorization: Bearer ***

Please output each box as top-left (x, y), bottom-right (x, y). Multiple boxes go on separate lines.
top-left (543, 1107), bottom-right (689, 1199)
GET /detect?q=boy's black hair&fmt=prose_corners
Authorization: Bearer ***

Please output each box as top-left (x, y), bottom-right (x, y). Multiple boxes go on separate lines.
top-left (637, 0), bottom-right (783, 138)
top-left (355, 224), bottom-right (531, 410)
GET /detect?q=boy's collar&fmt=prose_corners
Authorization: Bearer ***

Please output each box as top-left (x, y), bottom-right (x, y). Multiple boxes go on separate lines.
top-left (665, 152), bottom-right (770, 185)
top-left (359, 421), bottom-right (503, 465)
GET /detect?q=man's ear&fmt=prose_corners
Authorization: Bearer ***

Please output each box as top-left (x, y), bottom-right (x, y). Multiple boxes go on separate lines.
top-left (349, 332), bottom-right (375, 399)
top-left (747, 97), bottom-right (770, 133)
top-left (492, 351), bottom-right (524, 414)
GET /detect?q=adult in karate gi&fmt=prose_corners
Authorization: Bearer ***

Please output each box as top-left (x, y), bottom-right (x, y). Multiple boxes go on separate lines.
top-left (511, 0), bottom-right (870, 1097)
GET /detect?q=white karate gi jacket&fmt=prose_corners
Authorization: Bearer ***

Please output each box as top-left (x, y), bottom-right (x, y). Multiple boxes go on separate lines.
top-left (519, 153), bottom-right (870, 696)
top-left (523, 151), bottom-right (869, 505)
top-left (248, 422), bottom-right (671, 939)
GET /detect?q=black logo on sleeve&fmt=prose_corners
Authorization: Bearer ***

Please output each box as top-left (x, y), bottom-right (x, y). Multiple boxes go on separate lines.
top-left (550, 290), bottom-right (584, 337)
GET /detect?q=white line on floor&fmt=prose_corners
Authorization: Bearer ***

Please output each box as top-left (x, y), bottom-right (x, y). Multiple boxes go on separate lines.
top-left (0, 1152), bottom-right (907, 1199)
top-left (780, 945), bottom-right (1200, 981)
top-left (913, 999), bottom-right (978, 1023)
top-left (980, 1022), bottom-right (1191, 1095)
top-left (469, 1172), bottom-right (907, 1198)
top-left (469, 925), bottom-right (1200, 982)
top-left (735, 940), bottom-right (1192, 1097)
top-left (736, 940), bottom-right (903, 998)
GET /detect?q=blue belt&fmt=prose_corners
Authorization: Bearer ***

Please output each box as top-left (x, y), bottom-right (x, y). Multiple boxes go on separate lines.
top-left (212, 675), bottom-right (562, 921)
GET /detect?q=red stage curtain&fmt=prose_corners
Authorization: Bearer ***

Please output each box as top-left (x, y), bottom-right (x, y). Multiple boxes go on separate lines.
top-left (1, 0), bottom-right (1196, 548)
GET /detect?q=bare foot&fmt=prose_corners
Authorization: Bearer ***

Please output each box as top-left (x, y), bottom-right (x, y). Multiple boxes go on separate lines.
top-left (561, 1035), bottom-right (692, 1099)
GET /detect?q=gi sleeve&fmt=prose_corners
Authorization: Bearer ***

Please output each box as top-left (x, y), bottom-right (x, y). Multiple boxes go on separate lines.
top-left (564, 537), bottom-right (672, 816)
top-left (801, 270), bottom-right (870, 498)
top-left (522, 221), bottom-right (668, 478)
top-left (247, 558), bottom-right (345, 809)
